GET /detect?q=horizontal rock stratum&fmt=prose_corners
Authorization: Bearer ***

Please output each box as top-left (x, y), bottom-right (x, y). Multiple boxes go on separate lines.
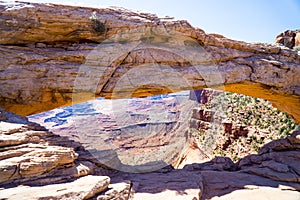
top-left (1, 107), bottom-right (300, 199)
top-left (0, 1), bottom-right (299, 123)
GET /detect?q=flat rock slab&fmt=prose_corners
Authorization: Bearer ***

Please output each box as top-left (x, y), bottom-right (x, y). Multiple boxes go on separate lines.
top-left (200, 171), bottom-right (300, 199)
top-left (0, 175), bottom-right (110, 200)
top-left (97, 181), bottom-right (131, 200)
top-left (111, 170), bottom-right (202, 200)
top-left (210, 186), bottom-right (300, 200)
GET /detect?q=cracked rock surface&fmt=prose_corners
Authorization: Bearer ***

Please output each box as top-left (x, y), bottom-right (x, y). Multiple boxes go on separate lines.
top-left (0, 2), bottom-right (299, 122)
top-left (0, 108), bottom-right (300, 199)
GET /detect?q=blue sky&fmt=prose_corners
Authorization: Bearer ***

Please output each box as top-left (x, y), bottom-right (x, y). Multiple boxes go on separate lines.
top-left (22, 0), bottom-right (300, 43)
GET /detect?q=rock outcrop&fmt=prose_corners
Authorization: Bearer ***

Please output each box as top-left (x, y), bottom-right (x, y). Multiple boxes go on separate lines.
top-left (0, 1), bottom-right (299, 122)
top-left (1, 106), bottom-right (300, 199)
top-left (0, 175), bottom-right (111, 200)
top-left (275, 29), bottom-right (300, 49)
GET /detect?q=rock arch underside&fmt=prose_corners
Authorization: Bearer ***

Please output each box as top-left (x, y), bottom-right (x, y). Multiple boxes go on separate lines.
top-left (0, 2), bottom-right (300, 200)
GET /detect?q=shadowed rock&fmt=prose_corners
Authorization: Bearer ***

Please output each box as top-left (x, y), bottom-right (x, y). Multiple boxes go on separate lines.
top-left (1, 107), bottom-right (300, 199)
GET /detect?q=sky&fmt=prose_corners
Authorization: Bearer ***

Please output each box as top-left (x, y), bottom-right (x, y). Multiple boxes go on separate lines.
top-left (20, 0), bottom-right (300, 43)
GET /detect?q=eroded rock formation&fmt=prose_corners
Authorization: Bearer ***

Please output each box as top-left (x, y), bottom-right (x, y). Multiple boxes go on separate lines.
top-left (0, 108), bottom-right (299, 199)
top-left (0, 2), bottom-right (299, 123)
top-left (275, 29), bottom-right (300, 49)
top-left (0, 2), bottom-right (300, 199)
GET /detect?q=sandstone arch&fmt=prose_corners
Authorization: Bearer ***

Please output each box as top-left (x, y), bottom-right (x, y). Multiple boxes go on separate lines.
top-left (0, 2), bottom-right (299, 123)
top-left (0, 3), bottom-right (300, 199)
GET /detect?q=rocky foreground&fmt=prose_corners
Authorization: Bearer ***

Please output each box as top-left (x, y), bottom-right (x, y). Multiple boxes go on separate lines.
top-left (1, 104), bottom-right (300, 199)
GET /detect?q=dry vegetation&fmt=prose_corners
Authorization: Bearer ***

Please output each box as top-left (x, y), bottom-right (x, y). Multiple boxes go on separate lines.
top-left (194, 92), bottom-right (300, 161)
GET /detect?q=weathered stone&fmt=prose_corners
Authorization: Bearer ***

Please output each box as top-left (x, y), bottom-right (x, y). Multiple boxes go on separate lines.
top-left (123, 170), bottom-right (202, 200)
top-left (0, 143), bottom-right (77, 182)
top-left (275, 29), bottom-right (300, 49)
top-left (183, 156), bottom-right (236, 171)
top-left (0, 175), bottom-right (110, 200)
top-left (200, 171), bottom-right (300, 199)
top-left (295, 32), bottom-right (300, 47)
top-left (97, 181), bottom-right (131, 200)
top-left (210, 186), bottom-right (300, 200)
top-left (237, 131), bottom-right (300, 182)
top-left (0, 110), bottom-right (96, 185)
top-left (0, 2), bottom-right (299, 123)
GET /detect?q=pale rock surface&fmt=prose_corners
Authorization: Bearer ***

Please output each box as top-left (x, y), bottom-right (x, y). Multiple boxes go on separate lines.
top-left (0, 175), bottom-right (110, 200)
top-left (210, 186), bottom-right (300, 200)
top-left (96, 181), bottom-right (131, 200)
top-left (296, 32), bottom-right (300, 47)
top-left (1, 107), bottom-right (300, 199)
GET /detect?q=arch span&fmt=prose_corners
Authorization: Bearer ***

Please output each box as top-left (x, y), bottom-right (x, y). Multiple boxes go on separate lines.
top-left (0, 2), bottom-right (299, 123)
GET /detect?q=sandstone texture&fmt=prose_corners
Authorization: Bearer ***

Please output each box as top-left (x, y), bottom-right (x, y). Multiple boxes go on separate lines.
top-left (0, 175), bottom-right (111, 200)
top-left (0, 1), bottom-right (299, 121)
top-left (1, 105), bottom-right (300, 199)
top-left (0, 2), bottom-right (300, 200)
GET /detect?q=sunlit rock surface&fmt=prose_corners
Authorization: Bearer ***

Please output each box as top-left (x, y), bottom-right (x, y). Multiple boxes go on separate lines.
top-left (0, 2), bottom-right (299, 124)
top-left (275, 29), bottom-right (300, 49)
top-left (1, 106), bottom-right (300, 199)
top-left (0, 2), bottom-right (300, 199)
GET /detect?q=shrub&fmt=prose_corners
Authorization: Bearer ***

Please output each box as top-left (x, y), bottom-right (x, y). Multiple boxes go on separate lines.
top-left (233, 155), bottom-right (238, 162)
top-left (279, 126), bottom-right (285, 134)
top-left (293, 46), bottom-right (300, 52)
top-left (252, 143), bottom-right (259, 152)
top-left (90, 11), bottom-right (106, 34)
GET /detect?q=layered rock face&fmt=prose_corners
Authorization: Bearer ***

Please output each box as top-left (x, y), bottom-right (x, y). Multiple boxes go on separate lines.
top-left (1, 108), bottom-right (300, 199)
top-left (0, 1), bottom-right (299, 122)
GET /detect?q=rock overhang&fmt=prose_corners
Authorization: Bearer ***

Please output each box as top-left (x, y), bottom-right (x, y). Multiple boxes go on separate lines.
top-left (0, 1), bottom-right (299, 124)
